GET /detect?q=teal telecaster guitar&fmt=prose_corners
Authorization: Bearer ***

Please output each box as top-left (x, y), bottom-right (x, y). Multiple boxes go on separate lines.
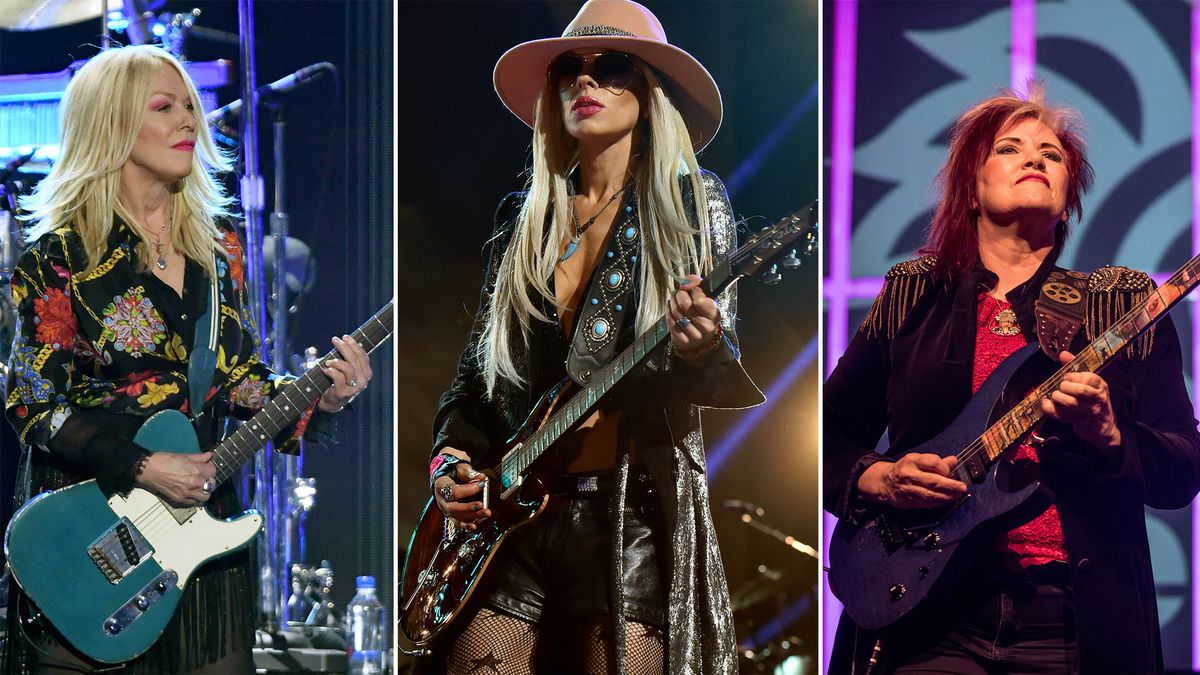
top-left (4, 301), bottom-right (393, 664)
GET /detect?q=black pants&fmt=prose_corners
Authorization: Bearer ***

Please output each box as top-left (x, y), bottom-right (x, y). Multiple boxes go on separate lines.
top-left (867, 564), bottom-right (1078, 674)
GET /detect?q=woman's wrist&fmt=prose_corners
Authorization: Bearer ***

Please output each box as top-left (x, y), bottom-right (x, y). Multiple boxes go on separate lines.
top-left (318, 390), bottom-right (358, 413)
top-left (430, 451), bottom-right (468, 492)
top-left (671, 324), bottom-right (723, 364)
top-left (132, 451), bottom-right (153, 487)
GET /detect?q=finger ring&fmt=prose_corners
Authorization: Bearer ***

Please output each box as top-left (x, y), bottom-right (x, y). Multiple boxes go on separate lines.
top-left (675, 317), bottom-right (691, 330)
top-left (348, 378), bottom-right (358, 389)
top-left (438, 483), bottom-right (455, 502)
top-left (202, 479), bottom-right (216, 493)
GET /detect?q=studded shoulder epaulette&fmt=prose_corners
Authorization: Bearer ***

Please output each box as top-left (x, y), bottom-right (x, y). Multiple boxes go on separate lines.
top-left (1088, 265), bottom-right (1152, 293)
top-left (860, 255), bottom-right (938, 339)
top-left (885, 255), bottom-right (938, 279)
top-left (1086, 265), bottom-right (1155, 359)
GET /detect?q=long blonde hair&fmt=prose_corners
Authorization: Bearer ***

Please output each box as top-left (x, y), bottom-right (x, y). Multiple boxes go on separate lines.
top-left (21, 45), bottom-right (234, 278)
top-left (480, 63), bottom-right (713, 395)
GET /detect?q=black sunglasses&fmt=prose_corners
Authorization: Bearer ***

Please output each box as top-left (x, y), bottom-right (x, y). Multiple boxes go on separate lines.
top-left (547, 52), bottom-right (641, 93)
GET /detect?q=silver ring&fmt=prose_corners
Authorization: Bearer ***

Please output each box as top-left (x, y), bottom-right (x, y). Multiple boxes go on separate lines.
top-left (675, 317), bottom-right (691, 330)
top-left (348, 378), bottom-right (358, 389)
top-left (202, 479), bottom-right (216, 493)
top-left (438, 483), bottom-right (455, 503)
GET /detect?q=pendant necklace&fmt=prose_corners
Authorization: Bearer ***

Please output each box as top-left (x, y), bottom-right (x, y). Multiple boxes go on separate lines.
top-left (151, 220), bottom-right (171, 270)
top-left (988, 297), bottom-right (1021, 336)
top-left (560, 180), bottom-right (629, 263)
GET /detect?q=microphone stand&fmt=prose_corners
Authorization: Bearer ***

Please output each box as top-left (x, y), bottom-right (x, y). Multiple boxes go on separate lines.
top-left (267, 98), bottom-right (310, 630)
top-left (233, 0), bottom-right (281, 637)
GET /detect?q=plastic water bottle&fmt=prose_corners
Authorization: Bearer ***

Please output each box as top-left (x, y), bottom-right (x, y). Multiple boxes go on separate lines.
top-left (346, 575), bottom-right (385, 674)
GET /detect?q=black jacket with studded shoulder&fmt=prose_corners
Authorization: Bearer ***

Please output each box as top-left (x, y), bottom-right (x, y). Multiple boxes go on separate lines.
top-left (824, 249), bottom-right (1200, 674)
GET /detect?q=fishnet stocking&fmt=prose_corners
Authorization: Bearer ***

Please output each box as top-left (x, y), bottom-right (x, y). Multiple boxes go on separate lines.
top-left (579, 614), bottom-right (665, 675)
top-left (446, 608), bottom-right (540, 675)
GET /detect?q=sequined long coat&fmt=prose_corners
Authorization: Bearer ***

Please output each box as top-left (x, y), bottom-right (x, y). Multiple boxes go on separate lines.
top-left (433, 170), bottom-right (763, 673)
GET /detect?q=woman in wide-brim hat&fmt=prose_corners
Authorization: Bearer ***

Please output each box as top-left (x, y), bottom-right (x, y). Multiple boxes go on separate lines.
top-left (427, 0), bottom-right (763, 672)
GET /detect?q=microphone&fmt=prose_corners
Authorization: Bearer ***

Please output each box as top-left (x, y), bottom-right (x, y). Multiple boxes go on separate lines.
top-left (206, 62), bottom-right (335, 125)
top-left (722, 499), bottom-right (766, 518)
top-left (1, 149), bottom-right (37, 177)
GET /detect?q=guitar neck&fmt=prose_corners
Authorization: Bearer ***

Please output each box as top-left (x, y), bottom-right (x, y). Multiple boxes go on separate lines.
top-left (211, 301), bottom-right (394, 483)
top-left (497, 203), bottom-right (819, 485)
top-left (499, 321), bottom-right (670, 485)
top-left (968, 257), bottom-right (1200, 464)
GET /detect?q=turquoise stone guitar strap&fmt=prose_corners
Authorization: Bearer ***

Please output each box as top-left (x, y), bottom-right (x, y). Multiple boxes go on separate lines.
top-left (187, 254), bottom-right (221, 415)
top-left (565, 190), bottom-right (641, 386)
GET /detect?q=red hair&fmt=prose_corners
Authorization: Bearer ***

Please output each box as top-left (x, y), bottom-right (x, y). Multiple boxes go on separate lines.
top-left (920, 84), bottom-right (1094, 280)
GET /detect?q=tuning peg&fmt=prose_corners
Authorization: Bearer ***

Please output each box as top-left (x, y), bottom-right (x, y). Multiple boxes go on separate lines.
top-left (761, 264), bottom-right (782, 285)
top-left (782, 249), bottom-right (801, 269)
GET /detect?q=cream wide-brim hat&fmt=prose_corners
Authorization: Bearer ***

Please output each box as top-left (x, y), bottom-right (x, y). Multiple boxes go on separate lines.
top-left (493, 0), bottom-right (723, 152)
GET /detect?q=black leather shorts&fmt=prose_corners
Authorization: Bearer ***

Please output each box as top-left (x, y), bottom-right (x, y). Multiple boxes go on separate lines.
top-left (485, 473), bottom-right (666, 628)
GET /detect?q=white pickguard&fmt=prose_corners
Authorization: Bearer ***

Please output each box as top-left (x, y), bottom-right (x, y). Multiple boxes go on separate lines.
top-left (107, 488), bottom-right (262, 587)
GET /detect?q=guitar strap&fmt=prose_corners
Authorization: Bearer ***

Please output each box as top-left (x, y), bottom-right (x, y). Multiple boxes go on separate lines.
top-left (1033, 267), bottom-right (1090, 359)
top-left (565, 188), bottom-right (642, 386)
top-left (186, 252), bottom-right (221, 415)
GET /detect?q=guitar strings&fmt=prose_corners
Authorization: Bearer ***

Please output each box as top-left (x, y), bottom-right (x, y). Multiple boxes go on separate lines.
top-left (952, 360), bottom-right (1083, 468)
top-left (104, 314), bottom-right (397, 557)
top-left (498, 222), bottom-right (814, 481)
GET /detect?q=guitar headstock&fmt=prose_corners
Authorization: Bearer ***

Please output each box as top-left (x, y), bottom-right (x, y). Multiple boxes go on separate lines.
top-left (702, 201), bottom-right (818, 296)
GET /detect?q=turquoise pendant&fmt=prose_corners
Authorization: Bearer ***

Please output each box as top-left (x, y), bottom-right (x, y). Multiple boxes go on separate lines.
top-left (560, 238), bottom-right (580, 262)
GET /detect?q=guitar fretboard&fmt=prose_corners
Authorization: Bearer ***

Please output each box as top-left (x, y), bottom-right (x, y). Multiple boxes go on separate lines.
top-left (498, 322), bottom-right (669, 487)
top-left (210, 301), bottom-right (394, 483)
top-left (961, 257), bottom-right (1200, 467)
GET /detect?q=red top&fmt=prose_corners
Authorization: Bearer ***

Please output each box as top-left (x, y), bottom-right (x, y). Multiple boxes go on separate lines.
top-left (972, 293), bottom-right (1068, 568)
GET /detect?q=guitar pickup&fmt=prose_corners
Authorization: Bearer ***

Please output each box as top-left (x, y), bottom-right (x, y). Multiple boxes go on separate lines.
top-left (499, 474), bottom-right (522, 500)
top-left (87, 517), bottom-right (154, 584)
top-left (959, 454), bottom-right (987, 482)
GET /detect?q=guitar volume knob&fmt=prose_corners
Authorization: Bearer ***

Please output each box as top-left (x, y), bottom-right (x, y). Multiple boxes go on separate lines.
top-left (889, 583), bottom-right (907, 602)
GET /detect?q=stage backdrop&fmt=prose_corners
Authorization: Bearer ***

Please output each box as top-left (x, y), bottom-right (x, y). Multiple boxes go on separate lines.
top-left (399, 0), bottom-right (819, 663)
top-left (823, 0), bottom-right (1196, 669)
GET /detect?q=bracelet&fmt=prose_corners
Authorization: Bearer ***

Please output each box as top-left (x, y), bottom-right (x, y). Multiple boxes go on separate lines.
top-left (672, 324), bottom-right (723, 364)
top-left (429, 453), bottom-right (462, 492)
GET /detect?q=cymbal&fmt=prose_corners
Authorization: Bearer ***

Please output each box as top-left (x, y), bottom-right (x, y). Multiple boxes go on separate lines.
top-left (0, 0), bottom-right (103, 31)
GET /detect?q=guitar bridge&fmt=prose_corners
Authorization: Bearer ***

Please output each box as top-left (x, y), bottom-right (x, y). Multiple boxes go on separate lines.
top-left (874, 516), bottom-right (906, 552)
top-left (87, 517), bottom-right (154, 584)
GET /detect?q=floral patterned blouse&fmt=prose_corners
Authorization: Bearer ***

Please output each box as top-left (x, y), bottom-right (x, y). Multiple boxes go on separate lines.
top-left (4, 216), bottom-right (318, 496)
